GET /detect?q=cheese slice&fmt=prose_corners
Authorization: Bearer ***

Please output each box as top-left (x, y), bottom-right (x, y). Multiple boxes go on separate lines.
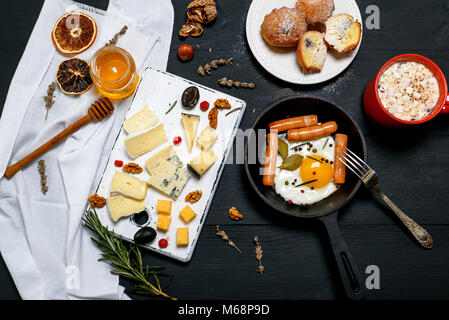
top-left (196, 126), bottom-right (218, 150)
top-left (110, 171), bottom-right (148, 199)
top-left (188, 150), bottom-right (218, 178)
top-left (125, 124), bottom-right (168, 158)
top-left (123, 105), bottom-right (159, 134)
top-left (181, 113), bottom-right (200, 152)
top-left (145, 145), bottom-right (182, 175)
top-left (148, 160), bottom-right (190, 199)
top-left (107, 196), bottom-right (146, 222)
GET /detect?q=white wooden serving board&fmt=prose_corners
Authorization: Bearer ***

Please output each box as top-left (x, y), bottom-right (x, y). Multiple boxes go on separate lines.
top-left (246, 0), bottom-right (363, 85)
top-left (93, 67), bottom-right (246, 262)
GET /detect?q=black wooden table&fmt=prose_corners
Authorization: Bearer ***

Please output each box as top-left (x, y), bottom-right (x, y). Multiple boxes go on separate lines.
top-left (1, 0), bottom-right (448, 300)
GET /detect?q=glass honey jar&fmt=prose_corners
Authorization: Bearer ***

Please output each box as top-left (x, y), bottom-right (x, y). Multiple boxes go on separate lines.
top-left (90, 46), bottom-right (139, 100)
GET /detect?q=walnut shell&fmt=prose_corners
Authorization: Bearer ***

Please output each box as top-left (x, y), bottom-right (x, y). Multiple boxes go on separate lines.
top-left (179, 19), bottom-right (204, 37)
top-left (187, 0), bottom-right (217, 24)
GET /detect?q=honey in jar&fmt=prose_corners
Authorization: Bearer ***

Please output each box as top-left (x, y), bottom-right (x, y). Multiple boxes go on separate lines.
top-left (90, 46), bottom-right (139, 99)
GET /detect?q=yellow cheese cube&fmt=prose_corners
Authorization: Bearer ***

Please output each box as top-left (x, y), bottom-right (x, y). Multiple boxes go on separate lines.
top-left (177, 228), bottom-right (189, 246)
top-left (157, 215), bottom-right (171, 232)
top-left (157, 200), bottom-right (172, 215)
top-left (179, 205), bottom-right (197, 224)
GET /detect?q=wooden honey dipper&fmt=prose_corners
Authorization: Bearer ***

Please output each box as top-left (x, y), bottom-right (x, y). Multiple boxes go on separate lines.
top-left (4, 97), bottom-right (114, 179)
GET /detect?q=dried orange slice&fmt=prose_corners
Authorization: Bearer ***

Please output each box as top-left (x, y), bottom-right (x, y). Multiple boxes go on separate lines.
top-left (56, 58), bottom-right (93, 95)
top-left (51, 12), bottom-right (97, 55)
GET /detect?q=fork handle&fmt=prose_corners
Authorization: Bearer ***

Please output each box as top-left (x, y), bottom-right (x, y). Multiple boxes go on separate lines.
top-left (374, 185), bottom-right (433, 249)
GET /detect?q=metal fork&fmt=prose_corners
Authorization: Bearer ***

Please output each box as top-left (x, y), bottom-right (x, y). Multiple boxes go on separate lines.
top-left (336, 148), bottom-right (433, 249)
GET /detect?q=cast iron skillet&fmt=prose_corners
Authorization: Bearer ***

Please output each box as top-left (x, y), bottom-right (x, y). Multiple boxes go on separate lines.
top-left (244, 91), bottom-right (367, 300)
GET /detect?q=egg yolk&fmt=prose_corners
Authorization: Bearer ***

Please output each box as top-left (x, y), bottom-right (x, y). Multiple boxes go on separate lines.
top-left (300, 155), bottom-right (333, 189)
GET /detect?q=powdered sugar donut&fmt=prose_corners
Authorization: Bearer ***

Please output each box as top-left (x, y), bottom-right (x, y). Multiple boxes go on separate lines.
top-left (296, 0), bottom-right (335, 25)
top-left (261, 7), bottom-right (308, 48)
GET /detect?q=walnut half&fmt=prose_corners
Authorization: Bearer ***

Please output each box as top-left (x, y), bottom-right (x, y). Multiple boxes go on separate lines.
top-left (214, 98), bottom-right (232, 110)
top-left (185, 190), bottom-right (203, 203)
top-left (187, 0), bottom-right (217, 24)
top-left (229, 207), bottom-right (244, 221)
top-left (179, 19), bottom-right (204, 37)
top-left (88, 194), bottom-right (106, 208)
top-left (123, 163), bottom-right (143, 174)
top-left (208, 107), bottom-right (218, 129)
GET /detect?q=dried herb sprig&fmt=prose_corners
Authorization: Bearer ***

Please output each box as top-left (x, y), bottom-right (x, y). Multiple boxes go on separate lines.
top-left (38, 160), bottom-right (48, 195)
top-left (83, 210), bottom-right (177, 300)
top-left (254, 236), bottom-right (264, 275)
top-left (198, 57), bottom-right (233, 76)
top-left (216, 225), bottom-right (242, 253)
top-left (44, 82), bottom-right (56, 120)
top-left (218, 77), bottom-right (255, 89)
top-left (106, 25), bottom-right (128, 46)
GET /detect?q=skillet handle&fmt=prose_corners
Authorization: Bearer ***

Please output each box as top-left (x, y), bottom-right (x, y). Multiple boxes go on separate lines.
top-left (319, 213), bottom-right (367, 300)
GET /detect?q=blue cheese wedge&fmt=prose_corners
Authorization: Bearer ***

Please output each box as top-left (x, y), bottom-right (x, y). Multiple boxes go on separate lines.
top-left (107, 196), bottom-right (146, 222)
top-left (148, 160), bottom-right (190, 200)
top-left (123, 105), bottom-right (159, 134)
top-left (182, 113), bottom-right (200, 153)
top-left (110, 171), bottom-right (148, 199)
top-left (145, 145), bottom-right (182, 175)
top-left (196, 126), bottom-right (218, 150)
top-left (124, 124), bottom-right (168, 158)
top-left (188, 150), bottom-right (218, 178)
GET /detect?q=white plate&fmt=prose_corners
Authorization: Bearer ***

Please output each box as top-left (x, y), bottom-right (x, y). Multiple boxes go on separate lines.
top-left (93, 68), bottom-right (246, 262)
top-left (246, 0), bottom-right (363, 85)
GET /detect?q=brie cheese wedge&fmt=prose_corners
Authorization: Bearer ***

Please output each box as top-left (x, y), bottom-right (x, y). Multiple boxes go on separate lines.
top-left (107, 196), bottom-right (146, 222)
top-left (124, 124), bottom-right (168, 158)
top-left (123, 105), bottom-right (158, 134)
top-left (110, 171), bottom-right (148, 199)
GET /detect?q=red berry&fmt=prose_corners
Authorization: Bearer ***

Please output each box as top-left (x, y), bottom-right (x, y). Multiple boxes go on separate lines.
top-left (159, 238), bottom-right (168, 249)
top-left (173, 136), bottom-right (182, 145)
top-left (287, 200), bottom-right (292, 204)
top-left (200, 101), bottom-right (210, 112)
top-left (114, 160), bottom-right (123, 167)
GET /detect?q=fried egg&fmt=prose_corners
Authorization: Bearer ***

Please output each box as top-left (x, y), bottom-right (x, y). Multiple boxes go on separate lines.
top-left (274, 136), bottom-right (338, 206)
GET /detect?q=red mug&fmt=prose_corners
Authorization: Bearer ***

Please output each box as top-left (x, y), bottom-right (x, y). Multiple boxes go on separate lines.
top-left (363, 54), bottom-right (449, 127)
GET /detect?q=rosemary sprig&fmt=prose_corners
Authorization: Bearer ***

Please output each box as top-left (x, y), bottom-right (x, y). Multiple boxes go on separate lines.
top-left (225, 107), bottom-right (242, 117)
top-left (295, 179), bottom-right (318, 188)
top-left (82, 210), bottom-right (177, 300)
top-left (290, 142), bottom-right (310, 150)
top-left (165, 100), bottom-right (177, 115)
top-left (322, 138), bottom-right (329, 150)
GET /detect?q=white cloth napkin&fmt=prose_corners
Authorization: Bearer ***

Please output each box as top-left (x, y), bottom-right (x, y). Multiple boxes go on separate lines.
top-left (0, 0), bottom-right (174, 300)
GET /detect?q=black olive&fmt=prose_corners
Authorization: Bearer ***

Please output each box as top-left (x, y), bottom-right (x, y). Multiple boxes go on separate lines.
top-left (182, 86), bottom-right (200, 109)
top-left (134, 227), bottom-right (157, 245)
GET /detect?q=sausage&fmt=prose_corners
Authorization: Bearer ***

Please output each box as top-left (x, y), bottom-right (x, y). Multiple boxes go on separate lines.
top-left (269, 115), bottom-right (318, 133)
top-left (287, 121), bottom-right (338, 141)
top-left (263, 132), bottom-right (278, 186)
top-left (334, 134), bottom-right (348, 184)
